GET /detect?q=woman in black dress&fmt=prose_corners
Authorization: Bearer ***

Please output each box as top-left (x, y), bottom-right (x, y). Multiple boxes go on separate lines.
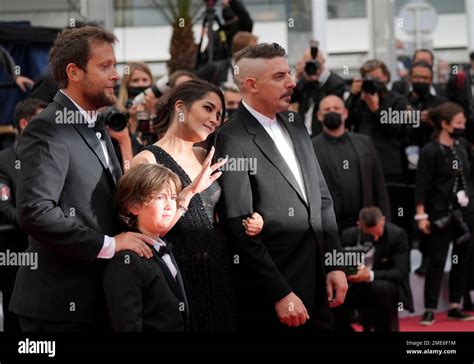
top-left (132, 80), bottom-right (263, 331)
top-left (415, 102), bottom-right (474, 326)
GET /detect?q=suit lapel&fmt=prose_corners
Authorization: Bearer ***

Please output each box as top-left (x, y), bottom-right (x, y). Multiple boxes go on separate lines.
top-left (53, 92), bottom-right (120, 185)
top-left (151, 249), bottom-right (183, 302)
top-left (170, 253), bottom-right (189, 317)
top-left (238, 105), bottom-right (307, 205)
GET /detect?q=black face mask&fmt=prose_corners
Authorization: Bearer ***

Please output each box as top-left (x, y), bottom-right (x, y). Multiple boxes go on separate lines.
top-left (449, 128), bottom-right (465, 139)
top-left (322, 112), bottom-right (343, 130)
top-left (226, 108), bottom-right (237, 118)
top-left (127, 86), bottom-right (148, 98)
top-left (412, 82), bottom-right (430, 97)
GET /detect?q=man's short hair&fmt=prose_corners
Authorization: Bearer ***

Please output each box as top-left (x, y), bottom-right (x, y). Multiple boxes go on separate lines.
top-left (359, 206), bottom-right (384, 228)
top-left (231, 31), bottom-right (258, 56)
top-left (412, 48), bottom-right (434, 64)
top-left (13, 98), bottom-right (47, 128)
top-left (410, 60), bottom-right (433, 76)
top-left (234, 42), bottom-right (286, 63)
top-left (359, 59), bottom-right (391, 82)
top-left (49, 25), bottom-right (117, 89)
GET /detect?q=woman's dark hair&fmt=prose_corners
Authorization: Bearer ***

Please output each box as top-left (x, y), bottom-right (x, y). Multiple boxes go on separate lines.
top-left (153, 79), bottom-right (225, 136)
top-left (428, 101), bottom-right (464, 138)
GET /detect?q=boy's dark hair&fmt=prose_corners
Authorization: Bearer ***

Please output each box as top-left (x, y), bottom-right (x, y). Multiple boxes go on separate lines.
top-left (234, 42), bottom-right (285, 62)
top-left (49, 25), bottom-right (117, 89)
top-left (116, 164), bottom-right (182, 229)
top-left (359, 206), bottom-right (384, 228)
top-left (13, 98), bottom-right (47, 131)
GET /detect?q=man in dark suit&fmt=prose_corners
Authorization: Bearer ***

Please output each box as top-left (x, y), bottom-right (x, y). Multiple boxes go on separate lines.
top-left (392, 49), bottom-right (445, 98)
top-left (215, 43), bottom-right (348, 333)
top-left (10, 26), bottom-right (154, 332)
top-left (333, 207), bottom-right (414, 332)
top-left (0, 98), bottom-right (46, 333)
top-left (291, 48), bottom-right (347, 136)
top-left (312, 95), bottom-right (390, 233)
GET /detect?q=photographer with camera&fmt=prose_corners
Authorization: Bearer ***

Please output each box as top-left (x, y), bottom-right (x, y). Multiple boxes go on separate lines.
top-left (332, 207), bottom-right (413, 332)
top-left (406, 61), bottom-right (447, 149)
top-left (291, 42), bottom-right (347, 136)
top-left (346, 60), bottom-right (408, 177)
top-left (108, 62), bottom-right (157, 170)
top-left (415, 101), bottom-right (474, 326)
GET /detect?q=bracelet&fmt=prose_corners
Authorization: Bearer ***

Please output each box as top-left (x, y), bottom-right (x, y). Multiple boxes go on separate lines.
top-left (414, 213), bottom-right (429, 221)
top-left (177, 203), bottom-right (188, 214)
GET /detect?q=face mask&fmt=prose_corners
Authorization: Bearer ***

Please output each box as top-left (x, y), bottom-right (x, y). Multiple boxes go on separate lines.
top-left (322, 112), bottom-right (343, 130)
top-left (226, 108), bottom-right (237, 118)
top-left (412, 82), bottom-right (430, 97)
top-left (449, 128), bottom-right (464, 139)
top-left (127, 86), bottom-right (147, 98)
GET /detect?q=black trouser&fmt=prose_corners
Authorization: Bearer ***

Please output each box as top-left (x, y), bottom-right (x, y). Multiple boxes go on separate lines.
top-left (332, 280), bottom-right (399, 332)
top-left (424, 212), bottom-right (474, 309)
top-left (0, 264), bottom-right (21, 333)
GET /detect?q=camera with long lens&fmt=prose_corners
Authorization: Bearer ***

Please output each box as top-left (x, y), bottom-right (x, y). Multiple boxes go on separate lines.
top-left (304, 40), bottom-right (320, 76)
top-left (433, 209), bottom-right (471, 245)
top-left (97, 107), bottom-right (128, 132)
top-left (362, 76), bottom-right (384, 95)
top-left (343, 234), bottom-right (374, 276)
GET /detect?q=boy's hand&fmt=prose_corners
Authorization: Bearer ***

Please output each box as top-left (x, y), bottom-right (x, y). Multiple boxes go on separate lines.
top-left (243, 212), bottom-right (264, 236)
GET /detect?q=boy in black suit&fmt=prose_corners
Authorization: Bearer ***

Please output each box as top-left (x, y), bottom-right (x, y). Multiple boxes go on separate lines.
top-left (104, 163), bottom-right (189, 331)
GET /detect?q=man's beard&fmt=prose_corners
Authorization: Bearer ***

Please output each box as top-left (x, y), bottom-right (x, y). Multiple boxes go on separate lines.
top-left (82, 77), bottom-right (116, 110)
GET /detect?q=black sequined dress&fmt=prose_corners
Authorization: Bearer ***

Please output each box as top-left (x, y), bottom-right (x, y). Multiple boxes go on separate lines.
top-left (143, 145), bottom-right (236, 332)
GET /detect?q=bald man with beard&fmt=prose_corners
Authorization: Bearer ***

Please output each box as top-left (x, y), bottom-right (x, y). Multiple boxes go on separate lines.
top-left (215, 43), bottom-right (348, 333)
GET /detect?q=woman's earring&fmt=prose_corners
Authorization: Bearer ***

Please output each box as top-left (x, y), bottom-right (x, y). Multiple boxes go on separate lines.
top-left (178, 111), bottom-right (185, 122)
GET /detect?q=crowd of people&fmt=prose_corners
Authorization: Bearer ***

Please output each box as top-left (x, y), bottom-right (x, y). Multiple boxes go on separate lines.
top-left (1, 3), bottom-right (474, 333)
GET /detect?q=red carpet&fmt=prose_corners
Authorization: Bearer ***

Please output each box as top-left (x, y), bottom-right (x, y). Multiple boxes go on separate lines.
top-left (353, 311), bottom-right (474, 331)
